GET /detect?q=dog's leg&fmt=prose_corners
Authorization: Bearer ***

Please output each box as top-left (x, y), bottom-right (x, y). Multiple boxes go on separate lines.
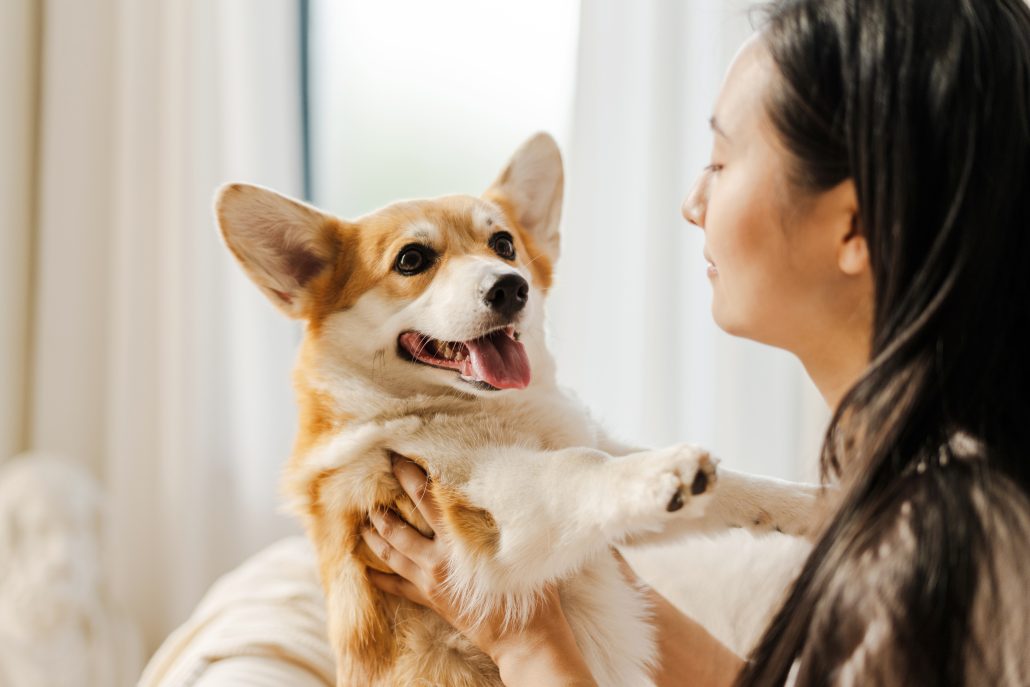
top-left (290, 425), bottom-right (429, 687)
top-left (591, 426), bottom-right (826, 542)
top-left (593, 417), bottom-right (830, 538)
top-left (302, 464), bottom-right (401, 687)
top-left (314, 530), bottom-right (394, 686)
top-left (704, 468), bottom-right (824, 535)
top-left (622, 468), bottom-right (826, 547)
top-left (445, 442), bottom-right (717, 595)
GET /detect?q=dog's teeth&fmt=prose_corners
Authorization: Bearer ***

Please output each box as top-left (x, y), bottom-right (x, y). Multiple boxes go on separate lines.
top-left (436, 341), bottom-right (461, 360)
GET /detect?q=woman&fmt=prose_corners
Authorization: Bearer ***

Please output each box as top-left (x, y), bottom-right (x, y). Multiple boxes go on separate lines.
top-left (362, 0), bottom-right (1030, 684)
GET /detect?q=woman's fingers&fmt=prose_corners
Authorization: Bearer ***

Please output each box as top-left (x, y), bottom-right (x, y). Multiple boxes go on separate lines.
top-left (367, 508), bottom-right (437, 571)
top-left (392, 457), bottom-right (445, 531)
top-left (362, 518), bottom-right (424, 585)
top-left (366, 569), bottom-right (429, 607)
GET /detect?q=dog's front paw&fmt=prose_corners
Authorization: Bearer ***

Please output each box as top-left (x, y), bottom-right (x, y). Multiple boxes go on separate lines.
top-left (614, 444), bottom-right (718, 529)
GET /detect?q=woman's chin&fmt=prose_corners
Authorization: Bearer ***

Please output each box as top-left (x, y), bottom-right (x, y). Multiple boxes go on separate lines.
top-left (710, 300), bottom-right (752, 340)
top-left (710, 297), bottom-right (733, 332)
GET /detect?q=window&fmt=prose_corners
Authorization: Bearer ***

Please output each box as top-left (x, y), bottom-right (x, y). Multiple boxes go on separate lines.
top-left (308, 0), bottom-right (580, 217)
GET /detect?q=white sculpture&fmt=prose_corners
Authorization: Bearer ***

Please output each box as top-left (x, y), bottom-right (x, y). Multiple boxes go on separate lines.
top-left (0, 453), bottom-right (141, 687)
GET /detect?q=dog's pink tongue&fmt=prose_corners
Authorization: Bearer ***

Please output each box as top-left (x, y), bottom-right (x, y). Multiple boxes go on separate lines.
top-left (463, 332), bottom-right (531, 389)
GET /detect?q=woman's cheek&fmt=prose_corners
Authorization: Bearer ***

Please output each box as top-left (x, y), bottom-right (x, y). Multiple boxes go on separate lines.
top-left (705, 182), bottom-right (742, 266)
top-left (709, 182), bottom-right (773, 334)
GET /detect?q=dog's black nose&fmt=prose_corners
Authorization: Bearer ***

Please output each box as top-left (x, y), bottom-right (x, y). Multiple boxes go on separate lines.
top-left (485, 274), bottom-right (529, 318)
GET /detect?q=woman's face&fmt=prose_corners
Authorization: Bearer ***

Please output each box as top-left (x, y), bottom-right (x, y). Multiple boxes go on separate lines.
top-left (682, 36), bottom-right (870, 357)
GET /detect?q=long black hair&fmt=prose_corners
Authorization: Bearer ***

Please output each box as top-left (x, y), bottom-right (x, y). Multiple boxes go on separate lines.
top-left (738, 1), bottom-right (1030, 684)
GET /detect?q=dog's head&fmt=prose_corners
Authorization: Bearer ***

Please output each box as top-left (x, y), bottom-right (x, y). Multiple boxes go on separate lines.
top-left (216, 133), bottom-right (562, 398)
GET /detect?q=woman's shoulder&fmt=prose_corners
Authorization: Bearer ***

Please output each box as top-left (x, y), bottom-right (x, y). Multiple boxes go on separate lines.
top-left (889, 441), bottom-right (1030, 569)
top-left (857, 434), bottom-right (1029, 553)
top-left (803, 453), bottom-right (1030, 686)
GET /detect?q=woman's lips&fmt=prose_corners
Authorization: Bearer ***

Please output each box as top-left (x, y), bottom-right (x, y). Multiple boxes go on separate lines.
top-left (704, 251), bottom-right (718, 277)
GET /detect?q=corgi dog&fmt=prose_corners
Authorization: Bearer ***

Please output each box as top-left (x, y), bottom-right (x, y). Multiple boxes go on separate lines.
top-left (215, 133), bottom-right (819, 686)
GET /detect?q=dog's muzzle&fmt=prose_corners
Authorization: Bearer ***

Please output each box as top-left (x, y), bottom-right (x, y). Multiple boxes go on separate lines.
top-left (484, 274), bottom-right (529, 319)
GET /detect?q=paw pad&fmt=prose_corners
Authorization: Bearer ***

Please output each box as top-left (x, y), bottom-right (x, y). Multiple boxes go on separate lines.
top-left (666, 488), bottom-right (685, 512)
top-left (690, 469), bottom-right (709, 495)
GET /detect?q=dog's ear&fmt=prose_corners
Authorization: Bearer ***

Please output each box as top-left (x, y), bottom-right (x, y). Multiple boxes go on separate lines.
top-left (215, 183), bottom-right (340, 318)
top-left (484, 132), bottom-right (563, 264)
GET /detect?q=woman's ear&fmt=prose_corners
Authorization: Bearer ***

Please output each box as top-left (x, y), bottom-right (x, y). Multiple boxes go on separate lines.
top-left (839, 213), bottom-right (870, 276)
top-left (833, 180), bottom-right (868, 277)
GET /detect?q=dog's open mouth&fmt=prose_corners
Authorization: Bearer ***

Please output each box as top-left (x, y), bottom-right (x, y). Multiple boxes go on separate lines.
top-left (398, 326), bottom-right (531, 390)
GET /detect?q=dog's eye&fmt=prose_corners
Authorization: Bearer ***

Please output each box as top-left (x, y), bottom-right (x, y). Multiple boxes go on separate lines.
top-left (395, 245), bottom-right (435, 276)
top-left (489, 232), bottom-right (516, 260)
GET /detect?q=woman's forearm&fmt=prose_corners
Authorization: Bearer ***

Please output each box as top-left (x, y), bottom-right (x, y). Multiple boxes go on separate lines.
top-left (491, 620), bottom-right (598, 687)
top-left (649, 587), bottom-right (743, 687)
top-left (490, 590), bottom-right (741, 687)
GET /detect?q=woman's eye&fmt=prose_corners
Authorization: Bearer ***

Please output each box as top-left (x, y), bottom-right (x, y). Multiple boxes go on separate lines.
top-left (490, 232), bottom-right (516, 260)
top-left (705, 163), bottom-right (724, 174)
top-left (395, 245), bottom-right (434, 275)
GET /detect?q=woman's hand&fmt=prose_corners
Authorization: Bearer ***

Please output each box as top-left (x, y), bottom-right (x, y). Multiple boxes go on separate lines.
top-left (360, 457), bottom-right (504, 656)
top-left (362, 457), bottom-right (597, 686)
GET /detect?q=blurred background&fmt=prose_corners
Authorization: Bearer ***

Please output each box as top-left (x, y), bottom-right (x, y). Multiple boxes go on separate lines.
top-left (1, 0), bottom-right (826, 680)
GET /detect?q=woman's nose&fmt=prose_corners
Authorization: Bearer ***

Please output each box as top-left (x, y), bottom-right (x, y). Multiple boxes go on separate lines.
top-left (682, 173), bottom-right (708, 228)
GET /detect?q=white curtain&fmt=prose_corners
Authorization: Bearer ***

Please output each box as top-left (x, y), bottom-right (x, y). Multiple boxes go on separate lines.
top-left (551, 0), bottom-right (828, 480)
top-left (0, 0), bottom-right (37, 464)
top-left (7, 0), bottom-right (307, 656)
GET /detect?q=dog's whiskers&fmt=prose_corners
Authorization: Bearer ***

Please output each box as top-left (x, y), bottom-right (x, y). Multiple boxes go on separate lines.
top-left (412, 485), bottom-right (428, 513)
top-left (412, 335), bottom-right (434, 361)
top-left (521, 252), bottom-right (546, 269)
top-left (370, 350), bottom-right (386, 381)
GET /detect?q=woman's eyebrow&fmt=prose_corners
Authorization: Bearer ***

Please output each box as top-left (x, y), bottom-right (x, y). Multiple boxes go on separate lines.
top-left (709, 116), bottom-right (731, 141)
